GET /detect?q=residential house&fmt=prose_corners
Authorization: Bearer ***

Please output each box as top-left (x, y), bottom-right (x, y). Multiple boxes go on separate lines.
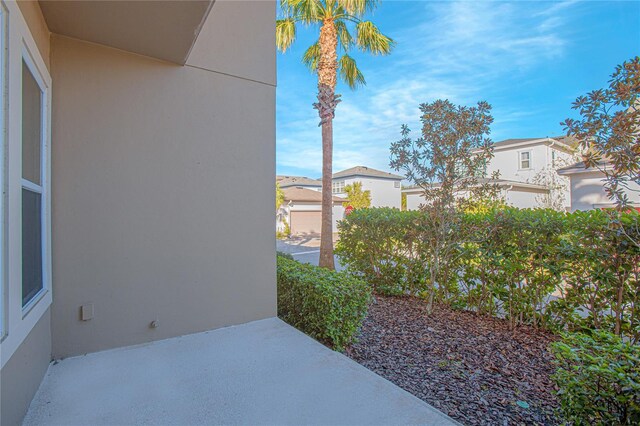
top-left (277, 187), bottom-right (346, 235)
top-left (332, 166), bottom-right (403, 208)
top-left (557, 161), bottom-right (640, 211)
top-left (403, 179), bottom-right (550, 210)
top-left (2, 3), bottom-right (452, 425)
top-left (277, 175), bottom-right (322, 191)
top-left (403, 136), bottom-right (578, 210)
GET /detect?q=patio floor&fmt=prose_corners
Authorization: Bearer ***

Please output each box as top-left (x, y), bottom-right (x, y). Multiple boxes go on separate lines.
top-left (23, 318), bottom-right (456, 425)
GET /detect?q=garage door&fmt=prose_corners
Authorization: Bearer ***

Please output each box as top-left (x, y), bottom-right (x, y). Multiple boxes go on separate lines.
top-left (290, 211), bottom-right (322, 235)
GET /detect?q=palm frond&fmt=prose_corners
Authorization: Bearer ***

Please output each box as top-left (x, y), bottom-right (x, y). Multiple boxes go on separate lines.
top-left (286, 0), bottom-right (325, 23)
top-left (356, 20), bottom-right (395, 55)
top-left (339, 54), bottom-right (366, 89)
top-left (276, 18), bottom-right (297, 53)
top-left (302, 42), bottom-right (321, 71)
top-left (335, 20), bottom-right (354, 51)
top-left (338, 0), bottom-right (378, 17)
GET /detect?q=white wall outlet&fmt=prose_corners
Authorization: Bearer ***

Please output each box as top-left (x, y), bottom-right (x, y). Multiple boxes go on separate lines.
top-left (80, 303), bottom-right (94, 321)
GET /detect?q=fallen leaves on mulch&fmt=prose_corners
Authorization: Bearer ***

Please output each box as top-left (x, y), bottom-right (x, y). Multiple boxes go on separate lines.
top-left (346, 296), bottom-right (561, 426)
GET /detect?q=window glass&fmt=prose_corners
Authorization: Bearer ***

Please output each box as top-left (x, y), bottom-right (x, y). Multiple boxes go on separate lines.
top-left (22, 60), bottom-right (41, 185)
top-left (21, 60), bottom-right (44, 307)
top-left (520, 151), bottom-right (531, 169)
top-left (22, 188), bottom-right (42, 306)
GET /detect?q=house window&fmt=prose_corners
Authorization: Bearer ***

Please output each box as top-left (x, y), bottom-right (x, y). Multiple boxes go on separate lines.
top-left (0, 3), bottom-right (5, 336)
top-left (21, 59), bottom-right (46, 307)
top-left (332, 181), bottom-right (345, 194)
top-left (0, 0), bottom-right (52, 368)
top-left (394, 181), bottom-right (400, 188)
top-left (519, 151), bottom-right (531, 169)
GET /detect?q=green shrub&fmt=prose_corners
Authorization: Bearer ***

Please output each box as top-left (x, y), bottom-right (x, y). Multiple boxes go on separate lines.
top-left (547, 209), bottom-right (640, 342)
top-left (551, 331), bottom-right (640, 425)
top-left (460, 208), bottom-right (567, 329)
top-left (277, 256), bottom-right (371, 351)
top-left (337, 206), bottom-right (640, 338)
top-left (336, 208), bottom-right (425, 295)
top-left (276, 250), bottom-right (294, 260)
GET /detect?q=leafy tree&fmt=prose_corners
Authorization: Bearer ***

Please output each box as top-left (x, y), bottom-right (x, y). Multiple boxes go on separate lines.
top-left (389, 99), bottom-right (496, 312)
top-left (562, 57), bottom-right (639, 209)
top-left (401, 192), bottom-right (407, 211)
top-left (276, 0), bottom-right (394, 269)
top-left (342, 181), bottom-right (371, 209)
top-left (276, 182), bottom-right (285, 212)
top-left (532, 154), bottom-right (579, 211)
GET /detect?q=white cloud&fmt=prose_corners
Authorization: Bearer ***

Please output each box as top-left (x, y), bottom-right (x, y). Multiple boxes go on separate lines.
top-left (276, 0), bottom-right (579, 177)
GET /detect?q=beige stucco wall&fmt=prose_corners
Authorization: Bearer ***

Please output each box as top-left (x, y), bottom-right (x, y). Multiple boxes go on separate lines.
top-left (16, 0), bottom-right (50, 71)
top-left (1, 309), bottom-right (51, 426)
top-left (50, 2), bottom-right (276, 358)
top-left (187, 0), bottom-right (275, 85)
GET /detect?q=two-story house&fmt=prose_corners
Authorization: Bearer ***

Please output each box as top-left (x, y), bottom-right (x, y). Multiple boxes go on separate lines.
top-left (332, 166), bottom-right (403, 208)
top-left (275, 167), bottom-right (402, 236)
top-left (402, 136), bottom-right (578, 210)
top-left (277, 187), bottom-right (346, 236)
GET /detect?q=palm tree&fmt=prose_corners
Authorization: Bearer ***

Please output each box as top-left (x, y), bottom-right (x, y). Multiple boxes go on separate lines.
top-left (276, 0), bottom-right (394, 269)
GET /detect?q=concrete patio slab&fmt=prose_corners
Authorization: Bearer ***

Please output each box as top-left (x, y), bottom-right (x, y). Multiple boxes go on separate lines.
top-left (23, 318), bottom-right (456, 425)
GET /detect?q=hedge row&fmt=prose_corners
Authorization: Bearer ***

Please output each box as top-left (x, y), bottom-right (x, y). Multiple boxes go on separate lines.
top-left (336, 207), bottom-right (640, 341)
top-left (551, 331), bottom-right (640, 424)
top-left (276, 254), bottom-right (371, 350)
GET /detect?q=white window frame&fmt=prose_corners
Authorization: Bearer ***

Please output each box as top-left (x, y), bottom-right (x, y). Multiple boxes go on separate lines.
top-left (518, 150), bottom-right (532, 170)
top-left (0, 1), bottom-right (6, 339)
top-left (332, 180), bottom-right (345, 194)
top-left (21, 45), bottom-right (49, 313)
top-left (0, 0), bottom-right (52, 369)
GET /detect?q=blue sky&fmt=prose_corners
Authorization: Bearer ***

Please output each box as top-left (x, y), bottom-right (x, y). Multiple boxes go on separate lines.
top-left (276, 0), bottom-right (640, 178)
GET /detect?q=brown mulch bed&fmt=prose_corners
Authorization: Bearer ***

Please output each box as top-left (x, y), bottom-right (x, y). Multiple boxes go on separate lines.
top-left (346, 296), bottom-right (561, 426)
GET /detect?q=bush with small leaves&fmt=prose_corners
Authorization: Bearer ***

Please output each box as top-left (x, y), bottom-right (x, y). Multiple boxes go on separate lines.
top-left (277, 256), bottom-right (371, 351)
top-left (551, 331), bottom-right (640, 425)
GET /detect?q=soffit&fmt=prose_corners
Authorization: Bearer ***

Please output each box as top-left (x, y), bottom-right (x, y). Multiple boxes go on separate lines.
top-left (39, 0), bottom-right (214, 64)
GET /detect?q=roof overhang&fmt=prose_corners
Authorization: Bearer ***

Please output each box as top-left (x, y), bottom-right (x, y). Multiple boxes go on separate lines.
top-left (332, 174), bottom-right (403, 181)
top-left (474, 137), bottom-right (576, 155)
top-left (39, 0), bottom-right (215, 64)
top-left (557, 162), bottom-right (610, 176)
top-left (402, 180), bottom-right (549, 194)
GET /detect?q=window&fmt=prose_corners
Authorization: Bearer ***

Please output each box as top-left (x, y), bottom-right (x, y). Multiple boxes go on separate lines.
top-left (1, 0), bottom-right (52, 368)
top-left (519, 151), bottom-right (531, 169)
top-left (0, 3), bottom-right (5, 337)
top-left (332, 181), bottom-right (345, 194)
top-left (394, 181), bottom-right (400, 188)
top-left (21, 60), bottom-right (45, 307)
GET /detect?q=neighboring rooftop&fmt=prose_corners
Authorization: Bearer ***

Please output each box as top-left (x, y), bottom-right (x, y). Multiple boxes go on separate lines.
top-left (333, 166), bottom-right (403, 180)
top-left (283, 187), bottom-right (345, 203)
top-left (557, 160), bottom-right (609, 175)
top-left (491, 136), bottom-right (578, 151)
top-left (402, 178), bottom-right (549, 192)
top-left (277, 176), bottom-right (322, 188)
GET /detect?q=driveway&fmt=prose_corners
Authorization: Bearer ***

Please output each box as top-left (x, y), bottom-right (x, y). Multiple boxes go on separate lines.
top-left (276, 237), bottom-right (344, 271)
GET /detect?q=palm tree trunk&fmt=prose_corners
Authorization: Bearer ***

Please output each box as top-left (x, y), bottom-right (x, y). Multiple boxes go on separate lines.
top-left (315, 19), bottom-right (339, 270)
top-left (319, 112), bottom-right (335, 269)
